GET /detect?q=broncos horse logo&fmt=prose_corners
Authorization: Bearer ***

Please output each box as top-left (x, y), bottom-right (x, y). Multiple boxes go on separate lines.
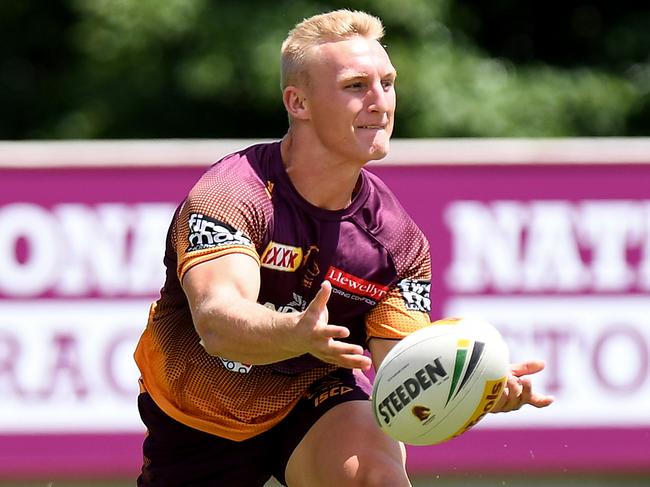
top-left (412, 405), bottom-right (432, 421)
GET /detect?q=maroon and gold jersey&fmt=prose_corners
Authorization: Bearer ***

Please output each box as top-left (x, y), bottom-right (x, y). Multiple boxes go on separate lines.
top-left (134, 142), bottom-right (431, 441)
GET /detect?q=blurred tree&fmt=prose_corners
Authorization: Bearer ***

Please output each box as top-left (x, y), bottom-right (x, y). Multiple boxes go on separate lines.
top-left (449, 1), bottom-right (650, 135)
top-left (0, 0), bottom-right (647, 138)
top-left (0, 0), bottom-right (78, 138)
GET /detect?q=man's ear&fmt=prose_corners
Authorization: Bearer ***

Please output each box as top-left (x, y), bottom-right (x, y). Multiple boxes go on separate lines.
top-left (282, 86), bottom-right (310, 121)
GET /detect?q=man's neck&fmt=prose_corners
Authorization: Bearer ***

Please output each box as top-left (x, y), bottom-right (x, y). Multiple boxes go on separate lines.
top-left (280, 133), bottom-right (364, 211)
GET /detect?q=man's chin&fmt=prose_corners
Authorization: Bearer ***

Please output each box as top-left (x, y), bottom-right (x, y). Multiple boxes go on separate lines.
top-left (367, 140), bottom-right (390, 161)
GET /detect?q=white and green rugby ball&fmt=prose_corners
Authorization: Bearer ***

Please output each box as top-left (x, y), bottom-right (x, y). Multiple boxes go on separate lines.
top-left (372, 317), bottom-right (509, 446)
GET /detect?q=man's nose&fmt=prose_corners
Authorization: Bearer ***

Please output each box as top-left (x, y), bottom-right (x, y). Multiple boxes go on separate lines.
top-left (367, 82), bottom-right (391, 113)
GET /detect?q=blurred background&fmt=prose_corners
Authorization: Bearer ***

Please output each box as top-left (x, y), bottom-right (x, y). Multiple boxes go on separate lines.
top-left (1, 1), bottom-right (649, 486)
top-left (2, 0), bottom-right (649, 140)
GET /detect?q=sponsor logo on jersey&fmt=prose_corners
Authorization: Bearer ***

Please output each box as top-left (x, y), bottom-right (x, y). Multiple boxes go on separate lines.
top-left (446, 339), bottom-right (485, 405)
top-left (397, 279), bottom-right (431, 312)
top-left (375, 357), bottom-right (448, 426)
top-left (312, 385), bottom-right (354, 407)
top-left (263, 293), bottom-right (306, 313)
top-left (260, 241), bottom-right (303, 272)
top-left (326, 266), bottom-right (389, 302)
top-left (307, 376), bottom-right (355, 407)
top-left (187, 213), bottom-right (251, 252)
top-left (218, 357), bottom-right (253, 374)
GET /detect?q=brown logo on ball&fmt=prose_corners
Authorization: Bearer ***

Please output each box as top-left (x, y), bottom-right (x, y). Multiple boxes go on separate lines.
top-left (412, 405), bottom-right (431, 421)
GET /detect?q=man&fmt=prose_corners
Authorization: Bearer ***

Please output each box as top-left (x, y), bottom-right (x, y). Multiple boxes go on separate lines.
top-left (134, 9), bottom-right (553, 487)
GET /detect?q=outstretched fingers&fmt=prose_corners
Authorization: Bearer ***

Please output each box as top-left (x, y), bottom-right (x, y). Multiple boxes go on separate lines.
top-left (314, 333), bottom-right (371, 370)
top-left (492, 360), bottom-right (555, 413)
top-left (510, 360), bottom-right (546, 377)
top-left (521, 377), bottom-right (555, 408)
top-left (300, 280), bottom-right (371, 370)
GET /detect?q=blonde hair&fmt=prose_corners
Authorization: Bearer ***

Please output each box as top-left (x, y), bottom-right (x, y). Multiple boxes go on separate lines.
top-left (281, 9), bottom-right (385, 89)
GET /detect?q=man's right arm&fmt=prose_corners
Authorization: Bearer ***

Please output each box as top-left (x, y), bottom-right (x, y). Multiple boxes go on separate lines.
top-left (182, 253), bottom-right (371, 370)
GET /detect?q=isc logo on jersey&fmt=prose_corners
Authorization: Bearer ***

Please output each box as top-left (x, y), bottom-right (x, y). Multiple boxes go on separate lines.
top-left (261, 241), bottom-right (302, 272)
top-left (187, 213), bottom-right (251, 252)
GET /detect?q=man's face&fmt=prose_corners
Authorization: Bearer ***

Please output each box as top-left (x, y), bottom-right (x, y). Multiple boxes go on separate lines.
top-left (302, 36), bottom-right (397, 164)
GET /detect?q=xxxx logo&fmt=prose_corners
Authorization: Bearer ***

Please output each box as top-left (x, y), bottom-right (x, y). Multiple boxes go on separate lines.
top-left (261, 241), bottom-right (303, 272)
top-left (445, 339), bottom-right (485, 405)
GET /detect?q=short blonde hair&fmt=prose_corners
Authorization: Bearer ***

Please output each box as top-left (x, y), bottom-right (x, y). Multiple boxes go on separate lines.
top-left (281, 9), bottom-right (385, 89)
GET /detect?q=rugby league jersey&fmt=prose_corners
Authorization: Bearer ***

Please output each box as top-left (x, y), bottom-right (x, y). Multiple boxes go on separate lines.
top-left (134, 141), bottom-right (431, 441)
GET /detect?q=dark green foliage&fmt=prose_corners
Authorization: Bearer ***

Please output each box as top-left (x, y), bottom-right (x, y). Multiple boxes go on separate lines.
top-left (0, 0), bottom-right (647, 139)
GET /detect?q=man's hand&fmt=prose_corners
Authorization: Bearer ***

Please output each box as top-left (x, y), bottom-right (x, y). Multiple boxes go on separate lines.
top-left (293, 280), bottom-right (372, 370)
top-left (491, 360), bottom-right (555, 413)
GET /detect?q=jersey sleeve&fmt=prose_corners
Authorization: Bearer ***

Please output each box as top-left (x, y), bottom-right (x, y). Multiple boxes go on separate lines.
top-left (173, 155), bottom-right (272, 281)
top-left (365, 223), bottom-right (431, 339)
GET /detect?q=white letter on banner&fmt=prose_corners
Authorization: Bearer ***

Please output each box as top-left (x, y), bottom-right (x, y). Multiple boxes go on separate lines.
top-left (128, 203), bottom-right (174, 293)
top-left (445, 201), bottom-right (524, 292)
top-left (638, 202), bottom-right (650, 291)
top-left (0, 203), bottom-right (59, 296)
top-left (578, 201), bottom-right (642, 291)
top-left (533, 327), bottom-right (573, 394)
top-left (523, 201), bottom-right (588, 291)
top-left (0, 330), bottom-right (25, 397)
top-left (55, 203), bottom-right (131, 295)
top-left (39, 332), bottom-right (89, 400)
top-left (103, 329), bottom-right (142, 397)
top-left (592, 326), bottom-right (649, 393)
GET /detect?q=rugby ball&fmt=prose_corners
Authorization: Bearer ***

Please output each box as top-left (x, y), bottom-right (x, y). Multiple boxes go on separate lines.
top-left (372, 317), bottom-right (509, 445)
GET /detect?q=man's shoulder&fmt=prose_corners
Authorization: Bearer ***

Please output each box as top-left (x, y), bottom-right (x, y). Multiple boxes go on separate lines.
top-left (181, 141), bottom-right (280, 228)
top-left (208, 140), bottom-right (281, 175)
top-left (193, 141), bottom-right (281, 194)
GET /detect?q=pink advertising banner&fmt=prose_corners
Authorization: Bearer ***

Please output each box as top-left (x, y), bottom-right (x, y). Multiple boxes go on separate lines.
top-left (1, 140), bottom-right (649, 478)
